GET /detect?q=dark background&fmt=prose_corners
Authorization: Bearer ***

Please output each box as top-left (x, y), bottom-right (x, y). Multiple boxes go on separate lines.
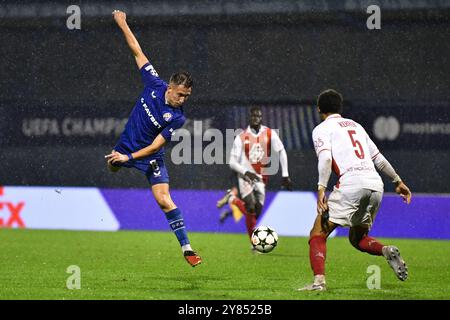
top-left (1, 0), bottom-right (449, 192)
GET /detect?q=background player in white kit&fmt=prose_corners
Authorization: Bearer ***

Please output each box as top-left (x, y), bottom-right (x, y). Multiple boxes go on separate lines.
top-left (224, 106), bottom-right (293, 248)
top-left (299, 89), bottom-right (412, 291)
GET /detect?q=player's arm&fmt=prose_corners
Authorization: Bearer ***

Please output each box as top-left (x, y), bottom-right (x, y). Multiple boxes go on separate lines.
top-left (113, 10), bottom-right (149, 69)
top-left (105, 134), bottom-right (166, 163)
top-left (366, 132), bottom-right (412, 204)
top-left (312, 127), bottom-right (332, 216)
top-left (317, 149), bottom-right (332, 211)
top-left (280, 149), bottom-right (293, 190)
top-left (271, 130), bottom-right (293, 190)
top-left (105, 117), bottom-right (185, 163)
top-left (130, 134), bottom-right (166, 160)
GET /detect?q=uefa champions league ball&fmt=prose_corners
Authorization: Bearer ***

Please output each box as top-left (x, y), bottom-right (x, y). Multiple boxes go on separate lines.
top-left (251, 226), bottom-right (278, 253)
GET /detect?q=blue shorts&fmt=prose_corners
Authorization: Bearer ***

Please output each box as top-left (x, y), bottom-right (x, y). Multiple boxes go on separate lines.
top-left (112, 147), bottom-right (169, 186)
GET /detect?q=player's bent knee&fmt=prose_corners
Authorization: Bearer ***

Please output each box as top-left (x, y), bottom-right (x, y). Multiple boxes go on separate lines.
top-left (155, 194), bottom-right (174, 211)
top-left (348, 233), bottom-right (366, 251)
top-left (349, 236), bottom-right (360, 250)
top-left (156, 199), bottom-right (170, 210)
top-left (348, 228), bottom-right (368, 250)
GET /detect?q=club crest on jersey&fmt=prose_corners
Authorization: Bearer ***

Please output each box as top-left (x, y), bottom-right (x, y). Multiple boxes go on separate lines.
top-left (163, 112), bottom-right (173, 122)
top-left (249, 143), bottom-right (265, 163)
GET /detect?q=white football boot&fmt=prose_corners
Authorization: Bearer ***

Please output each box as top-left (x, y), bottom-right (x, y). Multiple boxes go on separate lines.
top-left (382, 245), bottom-right (408, 281)
top-left (298, 275), bottom-right (327, 291)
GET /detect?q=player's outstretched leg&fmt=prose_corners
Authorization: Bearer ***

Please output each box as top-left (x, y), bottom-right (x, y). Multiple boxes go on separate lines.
top-left (382, 246), bottom-right (408, 281)
top-left (216, 189), bottom-right (232, 208)
top-left (153, 184), bottom-right (201, 267)
top-left (166, 207), bottom-right (202, 267)
top-left (217, 188), bottom-right (248, 224)
top-left (349, 227), bottom-right (407, 281)
top-left (219, 209), bottom-right (232, 224)
top-left (349, 227), bottom-right (385, 256)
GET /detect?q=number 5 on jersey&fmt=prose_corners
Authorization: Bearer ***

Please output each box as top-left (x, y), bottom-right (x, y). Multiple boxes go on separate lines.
top-left (347, 130), bottom-right (365, 159)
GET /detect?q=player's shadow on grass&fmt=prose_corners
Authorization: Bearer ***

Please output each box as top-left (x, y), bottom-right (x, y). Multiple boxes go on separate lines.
top-left (142, 275), bottom-right (228, 291)
top-left (327, 282), bottom-right (404, 295)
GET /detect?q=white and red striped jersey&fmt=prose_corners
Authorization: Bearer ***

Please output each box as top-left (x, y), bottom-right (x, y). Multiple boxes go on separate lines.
top-left (230, 125), bottom-right (285, 184)
top-left (312, 114), bottom-right (383, 192)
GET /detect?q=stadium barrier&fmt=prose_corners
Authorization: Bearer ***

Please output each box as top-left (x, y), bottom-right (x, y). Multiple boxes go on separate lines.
top-left (1, 186), bottom-right (449, 240)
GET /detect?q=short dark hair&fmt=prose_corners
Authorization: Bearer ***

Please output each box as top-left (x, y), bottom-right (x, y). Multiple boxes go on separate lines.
top-left (317, 89), bottom-right (343, 114)
top-left (169, 71), bottom-right (193, 88)
top-left (250, 106), bottom-right (262, 114)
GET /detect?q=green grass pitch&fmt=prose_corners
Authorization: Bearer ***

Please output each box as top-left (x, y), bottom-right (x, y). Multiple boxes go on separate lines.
top-left (0, 229), bottom-right (449, 300)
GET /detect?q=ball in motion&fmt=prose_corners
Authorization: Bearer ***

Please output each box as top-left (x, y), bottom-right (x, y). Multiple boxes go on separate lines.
top-left (251, 226), bottom-right (278, 253)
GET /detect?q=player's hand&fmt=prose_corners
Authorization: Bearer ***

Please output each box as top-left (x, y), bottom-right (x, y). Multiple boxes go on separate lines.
top-left (105, 151), bottom-right (129, 164)
top-left (317, 187), bottom-right (330, 231)
top-left (281, 177), bottom-right (293, 191)
top-left (316, 187), bottom-right (328, 216)
top-left (244, 171), bottom-right (260, 183)
top-left (395, 181), bottom-right (412, 204)
top-left (112, 10), bottom-right (127, 26)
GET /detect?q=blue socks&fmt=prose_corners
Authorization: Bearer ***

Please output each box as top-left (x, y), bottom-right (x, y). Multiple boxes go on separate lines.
top-left (166, 208), bottom-right (190, 247)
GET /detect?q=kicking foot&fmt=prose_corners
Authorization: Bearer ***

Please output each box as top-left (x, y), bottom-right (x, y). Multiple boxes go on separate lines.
top-left (382, 245), bottom-right (408, 281)
top-left (216, 189), bottom-right (232, 208)
top-left (184, 250), bottom-right (202, 267)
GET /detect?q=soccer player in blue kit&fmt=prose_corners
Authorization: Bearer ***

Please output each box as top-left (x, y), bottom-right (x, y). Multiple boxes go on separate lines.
top-left (105, 10), bottom-right (201, 267)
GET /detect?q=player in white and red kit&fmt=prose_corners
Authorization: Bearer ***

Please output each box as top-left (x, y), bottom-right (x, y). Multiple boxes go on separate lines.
top-left (299, 89), bottom-right (412, 291)
top-left (226, 107), bottom-right (293, 247)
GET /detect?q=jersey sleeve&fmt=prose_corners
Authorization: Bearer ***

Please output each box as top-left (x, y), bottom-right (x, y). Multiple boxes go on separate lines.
top-left (271, 129), bottom-right (285, 152)
top-left (312, 125), bottom-right (332, 157)
top-left (140, 62), bottom-right (165, 88)
top-left (230, 135), bottom-right (243, 160)
top-left (365, 130), bottom-right (381, 160)
top-left (229, 135), bottom-right (246, 175)
top-left (160, 116), bottom-right (186, 142)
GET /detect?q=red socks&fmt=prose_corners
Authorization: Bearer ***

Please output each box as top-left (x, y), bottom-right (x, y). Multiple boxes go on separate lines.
top-left (231, 198), bottom-right (248, 215)
top-left (309, 235), bottom-right (327, 275)
top-left (233, 197), bottom-right (254, 241)
top-left (308, 234), bottom-right (384, 277)
top-left (245, 213), bottom-right (257, 240)
top-left (357, 236), bottom-right (384, 256)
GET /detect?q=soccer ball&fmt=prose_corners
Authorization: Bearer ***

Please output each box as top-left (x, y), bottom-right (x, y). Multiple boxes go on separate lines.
top-left (251, 226), bottom-right (278, 253)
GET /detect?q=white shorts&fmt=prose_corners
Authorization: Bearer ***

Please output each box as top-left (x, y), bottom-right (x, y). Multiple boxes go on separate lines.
top-left (238, 176), bottom-right (266, 206)
top-left (327, 188), bottom-right (383, 229)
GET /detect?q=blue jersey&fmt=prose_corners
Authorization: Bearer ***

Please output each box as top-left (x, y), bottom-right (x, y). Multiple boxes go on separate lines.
top-left (115, 62), bottom-right (186, 164)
